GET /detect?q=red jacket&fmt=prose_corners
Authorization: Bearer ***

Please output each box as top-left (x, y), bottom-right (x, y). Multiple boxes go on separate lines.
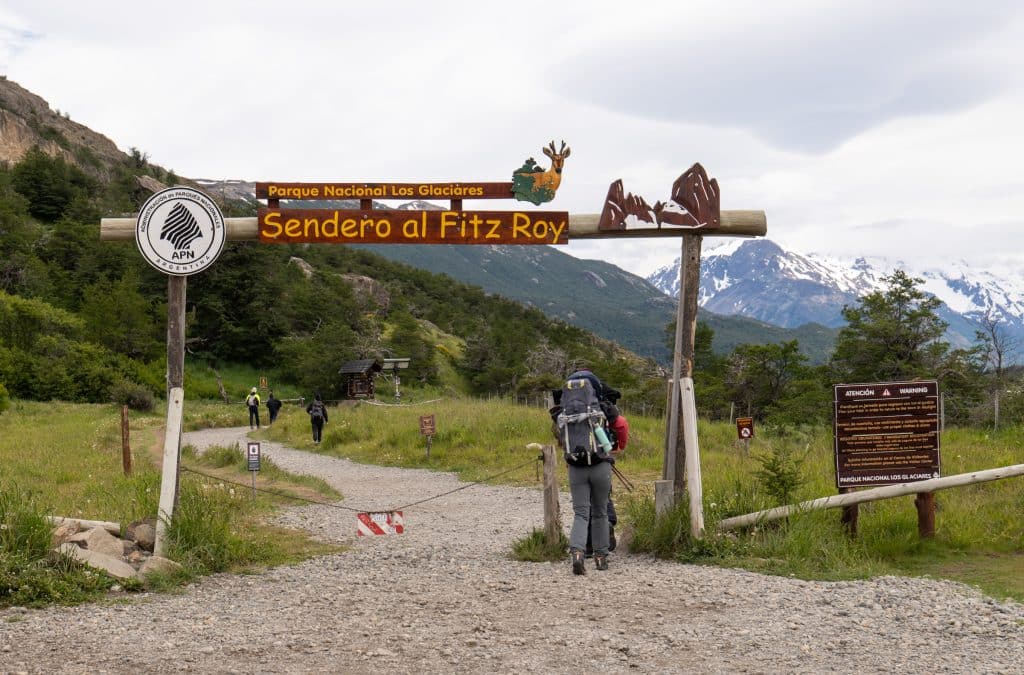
top-left (611, 414), bottom-right (629, 451)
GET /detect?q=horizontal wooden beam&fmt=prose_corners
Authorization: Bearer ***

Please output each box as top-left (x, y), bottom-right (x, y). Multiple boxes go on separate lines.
top-left (101, 209), bottom-right (765, 242)
top-left (716, 463), bottom-right (1024, 531)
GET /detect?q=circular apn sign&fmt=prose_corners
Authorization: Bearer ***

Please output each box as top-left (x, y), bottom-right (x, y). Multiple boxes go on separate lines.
top-left (136, 187), bottom-right (225, 276)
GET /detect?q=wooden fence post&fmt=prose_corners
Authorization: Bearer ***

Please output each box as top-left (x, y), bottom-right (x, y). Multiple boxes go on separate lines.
top-left (839, 487), bottom-right (858, 537)
top-left (541, 444), bottom-right (562, 547)
top-left (120, 405), bottom-right (132, 476)
top-left (915, 492), bottom-right (936, 538)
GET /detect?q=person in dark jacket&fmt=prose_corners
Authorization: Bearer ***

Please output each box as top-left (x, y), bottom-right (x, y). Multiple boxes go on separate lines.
top-left (586, 404), bottom-right (629, 557)
top-left (266, 391), bottom-right (283, 426)
top-left (305, 393), bottom-right (328, 444)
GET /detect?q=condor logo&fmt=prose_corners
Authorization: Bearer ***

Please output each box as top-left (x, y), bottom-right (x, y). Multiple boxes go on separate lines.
top-left (136, 187), bottom-right (225, 276)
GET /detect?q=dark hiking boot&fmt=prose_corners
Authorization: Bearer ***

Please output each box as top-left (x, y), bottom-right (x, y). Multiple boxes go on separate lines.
top-left (571, 549), bottom-right (586, 575)
top-left (595, 554), bottom-right (609, 571)
top-left (608, 526), bottom-right (617, 552)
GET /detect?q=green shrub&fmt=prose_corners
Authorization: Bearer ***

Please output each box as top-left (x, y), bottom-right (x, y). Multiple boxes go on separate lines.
top-left (109, 378), bottom-right (156, 412)
top-left (0, 382), bottom-right (9, 415)
top-left (752, 440), bottom-right (809, 507)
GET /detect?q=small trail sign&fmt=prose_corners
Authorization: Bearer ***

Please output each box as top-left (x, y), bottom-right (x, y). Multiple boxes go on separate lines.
top-left (419, 415), bottom-right (436, 436)
top-left (420, 414), bottom-right (436, 458)
top-left (834, 381), bottom-right (940, 488)
top-left (736, 417), bottom-right (754, 439)
top-left (246, 441), bottom-right (261, 499)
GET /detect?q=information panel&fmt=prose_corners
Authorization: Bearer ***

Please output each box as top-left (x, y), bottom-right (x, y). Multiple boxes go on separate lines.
top-left (833, 381), bottom-right (940, 488)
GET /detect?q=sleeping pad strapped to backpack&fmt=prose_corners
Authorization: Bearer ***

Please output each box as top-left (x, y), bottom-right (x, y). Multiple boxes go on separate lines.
top-left (556, 377), bottom-right (611, 466)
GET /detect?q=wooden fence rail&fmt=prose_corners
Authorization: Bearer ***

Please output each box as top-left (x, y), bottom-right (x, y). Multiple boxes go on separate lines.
top-left (716, 463), bottom-right (1024, 531)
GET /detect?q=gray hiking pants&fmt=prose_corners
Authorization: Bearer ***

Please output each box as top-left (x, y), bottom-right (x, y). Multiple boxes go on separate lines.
top-left (568, 460), bottom-right (612, 555)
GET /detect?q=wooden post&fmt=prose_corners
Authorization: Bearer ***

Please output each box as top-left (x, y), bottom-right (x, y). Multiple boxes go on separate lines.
top-left (120, 405), bottom-right (132, 476)
top-left (681, 377), bottom-right (704, 538)
top-left (154, 387), bottom-right (184, 557)
top-left (915, 492), bottom-right (936, 538)
top-left (675, 234), bottom-right (702, 493)
top-left (154, 275), bottom-right (187, 558)
top-left (542, 444), bottom-right (561, 547)
top-left (654, 480), bottom-right (675, 516)
top-left (839, 487), bottom-right (858, 536)
top-left (167, 276), bottom-right (187, 394)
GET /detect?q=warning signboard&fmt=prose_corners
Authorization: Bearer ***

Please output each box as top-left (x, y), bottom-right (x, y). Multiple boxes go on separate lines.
top-left (833, 381), bottom-right (940, 489)
top-left (356, 511), bottom-right (405, 536)
top-left (736, 417), bottom-right (754, 440)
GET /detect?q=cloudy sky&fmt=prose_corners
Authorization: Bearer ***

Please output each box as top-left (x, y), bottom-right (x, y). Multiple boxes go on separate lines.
top-left (2, 0), bottom-right (1023, 278)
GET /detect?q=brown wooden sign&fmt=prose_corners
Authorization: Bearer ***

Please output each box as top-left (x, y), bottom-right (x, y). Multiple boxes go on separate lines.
top-left (419, 414), bottom-right (436, 436)
top-left (736, 417), bottom-right (754, 440)
top-left (256, 182), bottom-right (514, 201)
top-left (833, 381), bottom-right (941, 489)
top-left (258, 208), bottom-right (569, 245)
top-left (599, 163), bottom-right (721, 232)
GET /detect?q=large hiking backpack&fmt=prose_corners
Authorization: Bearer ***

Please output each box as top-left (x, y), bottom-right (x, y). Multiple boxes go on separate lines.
top-left (309, 401), bottom-right (325, 421)
top-left (555, 377), bottom-right (611, 466)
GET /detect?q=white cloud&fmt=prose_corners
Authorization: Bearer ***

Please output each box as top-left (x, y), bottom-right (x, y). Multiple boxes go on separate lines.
top-left (2, 1), bottom-right (1023, 280)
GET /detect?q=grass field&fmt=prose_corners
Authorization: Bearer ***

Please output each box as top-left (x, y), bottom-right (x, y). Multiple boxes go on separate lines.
top-left (2, 393), bottom-right (1022, 605)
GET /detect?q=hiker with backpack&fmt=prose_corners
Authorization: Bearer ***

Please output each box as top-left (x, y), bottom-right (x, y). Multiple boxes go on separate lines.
top-left (587, 395), bottom-right (629, 557)
top-left (245, 387), bottom-right (261, 430)
top-left (266, 391), bottom-right (283, 426)
top-left (552, 367), bottom-right (616, 575)
top-left (306, 393), bottom-right (328, 444)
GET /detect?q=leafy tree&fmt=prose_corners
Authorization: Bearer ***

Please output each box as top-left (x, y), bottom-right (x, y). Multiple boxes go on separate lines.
top-left (384, 311), bottom-right (438, 385)
top-left (830, 270), bottom-right (985, 424)
top-left (10, 148), bottom-right (96, 222)
top-left (79, 269), bottom-right (163, 360)
top-left (832, 270), bottom-right (950, 382)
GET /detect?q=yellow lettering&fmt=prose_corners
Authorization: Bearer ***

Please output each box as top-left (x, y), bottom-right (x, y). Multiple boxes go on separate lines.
top-left (549, 220), bottom-right (567, 243)
top-left (360, 217), bottom-right (375, 238)
top-left (262, 211), bottom-right (282, 238)
top-left (341, 218), bottom-right (358, 238)
top-left (403, 218), bottom-right (420, 238)
top-left (468, 213), bottom-right (483, 239)
top-left (532, 219), bottom-right (549, 239)
top-left (303, 217), bottom-right (321, 239)
top-left (486, 219), bottom-right (502, 239)
top-left (284, 218), bottom-right (302, 238)
top-left (322, 212), bottom-right (339, 238)
top-left (512, 213), bottom-right (531, 238)
top-left (440, 211), bottom-right (458, 239)
top-left (375, 219), bottom-right (391, 238)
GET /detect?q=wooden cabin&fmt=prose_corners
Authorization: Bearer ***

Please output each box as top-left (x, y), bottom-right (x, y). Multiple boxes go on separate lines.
top-left (338, 359), bottom-right (383, 399)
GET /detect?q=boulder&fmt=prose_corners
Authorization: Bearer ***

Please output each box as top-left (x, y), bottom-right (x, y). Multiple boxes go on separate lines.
top-left (132, 524), bottom-right (157, 552)
top-left (77, 527), bottom-right (125, 559)
top-left (139, 556), bottom-right (183, 579)
top-left (57, 543), bottom-right (138, 580)
top-left (51, 520), bottom-right (81, 547)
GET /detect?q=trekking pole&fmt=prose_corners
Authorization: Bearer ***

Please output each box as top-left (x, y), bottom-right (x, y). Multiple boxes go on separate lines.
top-left (612, 464), bottom-right (635, 492)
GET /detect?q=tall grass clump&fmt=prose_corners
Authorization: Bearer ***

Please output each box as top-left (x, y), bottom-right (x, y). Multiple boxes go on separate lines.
top-left (164, 479), bottom-right (260, 574)
top-left (511, 528), bottom-right (568, 562)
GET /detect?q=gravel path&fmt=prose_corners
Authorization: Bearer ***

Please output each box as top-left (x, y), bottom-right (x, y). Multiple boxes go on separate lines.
top-left (2, 426), bottom-right (1022, 674)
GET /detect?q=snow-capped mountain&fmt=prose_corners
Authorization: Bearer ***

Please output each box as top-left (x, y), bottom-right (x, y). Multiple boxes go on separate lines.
top-left (647, 239), bottom-right (1024, 349)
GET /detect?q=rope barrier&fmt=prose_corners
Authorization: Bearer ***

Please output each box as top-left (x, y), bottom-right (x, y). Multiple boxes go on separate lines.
top-left (181, 457), bottom-right (537, 514)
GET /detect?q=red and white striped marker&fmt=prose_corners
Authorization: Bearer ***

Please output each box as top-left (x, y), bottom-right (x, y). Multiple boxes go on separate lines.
top-left (356, 511), bottom-right (405, 536)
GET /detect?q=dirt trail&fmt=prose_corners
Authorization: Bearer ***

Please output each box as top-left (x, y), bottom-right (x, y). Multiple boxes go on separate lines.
top-left (1, 426), bottom-right (1022, 674)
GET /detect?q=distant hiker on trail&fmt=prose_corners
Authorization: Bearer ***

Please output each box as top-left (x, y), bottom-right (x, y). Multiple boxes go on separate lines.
top-left (266, 391), bottom-right (282, 426)
top-left (245, 387), bottom-right (261, 430)
top-left (551, 366), bottom-right (615, 575)
top-left (306, 393), bottom-right (328, 444)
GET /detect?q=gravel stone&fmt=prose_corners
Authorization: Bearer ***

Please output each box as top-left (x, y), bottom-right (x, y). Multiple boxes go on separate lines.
top-left (1, 426), bottom-right (1021, 673)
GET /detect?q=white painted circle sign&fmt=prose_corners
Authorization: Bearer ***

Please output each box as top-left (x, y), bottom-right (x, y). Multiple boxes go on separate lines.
top-left (136, 187), bottom-right (225, 276)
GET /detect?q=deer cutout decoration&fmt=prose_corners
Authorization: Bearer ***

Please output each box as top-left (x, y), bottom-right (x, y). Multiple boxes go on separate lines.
top-left (512, 140), bottom-right (571, 205)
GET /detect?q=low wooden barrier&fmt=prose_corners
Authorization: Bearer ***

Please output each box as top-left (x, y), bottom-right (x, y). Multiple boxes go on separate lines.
top-left (716, 463), bottom-right (1024, 532)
